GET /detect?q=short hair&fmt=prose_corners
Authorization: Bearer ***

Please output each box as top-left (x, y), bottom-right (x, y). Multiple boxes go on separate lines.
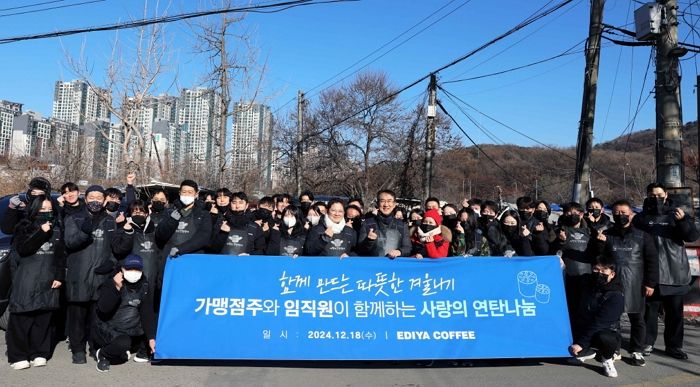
top-left (585, 197), bottom-right (605, 208)
top-left (516, 196), bottom-right (534, 209)
top-left (231, 191), bottom-right (248, 203)
top-left (409, 208), bottom-right (424, 219)
top-left (468, 198), bottom-right (482, 206)
top-left (611, 199), bottom-right (632, 210)
top-left (258, 196), bottom-right (275, 208)
top-left (299, 190), bottom-right (314, 202)
top-left (215, 188), bottom-right (232, 199)
top-left (150, 188), bottom-right (167, 200)
top-left (646, 182), bottom-right (666, 194)
top-left (104, 187), bottom-right (123, 200)
top-left (442, 203), bottom-right (459, 213)
top-left (425, 196), bottom-right (440, 207)
top-left (327, 198), bottom-right (345, 211)
top-left (348, 196), bottom-right (364, 208)
top-left (345, 204), bottom-right (362, 216)
top-left (377, 189), bottom-right (396, 202)
top-left (481, 200), bottom-right (498, 213)
top-left (595, 255), bottom-right (617, 273)
top-left (60, 182), bottom-right (79, 193)
top-left (535, 200), bottom-right (551, 214)
top-left (275, 193), bottom-right (292, 203)
top-left (562, 202), bottom-right (583, 214)
top-left (128, 199), bottom-right (149, 216)
top-left (180, 179), bottom-right (199, 192)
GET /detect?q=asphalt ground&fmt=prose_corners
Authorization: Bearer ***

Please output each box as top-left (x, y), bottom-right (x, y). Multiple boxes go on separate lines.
top-left (1, 321), bottom-right (698, 387)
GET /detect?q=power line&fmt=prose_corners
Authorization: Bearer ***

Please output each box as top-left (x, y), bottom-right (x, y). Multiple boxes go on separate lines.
top-left (0, 0), bottom-right (105, 18)
top-left (0, 0), bottom-right (64, 12)
top-left (0, 0), bottom-right (357, 44)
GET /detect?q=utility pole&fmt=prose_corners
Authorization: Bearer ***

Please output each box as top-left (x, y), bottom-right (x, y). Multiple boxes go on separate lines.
top-left (296, 90), bottom-right (304, 197)
top-left (424, 74), bottom-right (437, 202)
top-left (697, 75), bottom-right (700, 185)
top-left (656, 0), bottom-right (685, 188)
top-left (572, 0), bottom-right (604, 204)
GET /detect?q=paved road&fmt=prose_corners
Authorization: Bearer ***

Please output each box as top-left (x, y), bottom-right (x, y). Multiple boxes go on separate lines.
top-left (1, 322), bottom-right (698, 386)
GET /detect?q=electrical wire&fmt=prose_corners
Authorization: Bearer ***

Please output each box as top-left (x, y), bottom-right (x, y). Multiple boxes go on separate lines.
top-left (0, 0), bottom-right (105, 18)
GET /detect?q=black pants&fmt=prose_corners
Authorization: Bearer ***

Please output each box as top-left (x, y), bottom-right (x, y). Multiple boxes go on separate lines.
top-left (645, 293), bottom-right (685, 350)
top-left (591, 329), bottom-right (620, 360)
top-left (5, 310), bottom-right (53, 363)
top-left (627, 312), bottom-right (646, 353)
top-left (92, 331), bottom-right (144, 365)
top-left (565, 274), bottom-right (590, 339)
top-left (67, 301), bottom-right (96, 355)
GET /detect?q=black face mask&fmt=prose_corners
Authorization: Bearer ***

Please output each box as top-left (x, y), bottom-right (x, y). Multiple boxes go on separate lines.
top-left (204, 202), bottom-right (214, 211)
top-left (564, 214), bottom-right (581, 226)
top-left (105, 202), bottom-right (120, 213)
top-left (226, 211), bottom-right (248, 228)
top-left (300, 202), bottom-right (311, 213)
top-left (588, 209), bottom-right (602, 218)
top-left (643, 197), bottom-right (665, 215)
top-left (502, 225), bottom-right (518, 236)
top-left (443, 214), bottom-right (458, 229)
top-left (349, 217), bottom-right (362, 232)
top-left (131, 215), bottom-right (147, 228)
top-left (593, 272), bottom-right (610, 288)
top-left (420, 223), bottom-right (437, 233)
top-left (534, 210), bottom-right (549, 222)
top-left (151, 201), bottom-right (166, 213)
top-left (255, 208), bottom-right (272, 222)
top-left (518, 210), bottom-right (532, 221)
top-left (479, 215), bottom-right (495, 226)
top-left (37, 211), bottom-right (54, 223)
top-left (613, 214), bottom-right (630, 228)
top-left (460, 221), bottom-right (471, 233)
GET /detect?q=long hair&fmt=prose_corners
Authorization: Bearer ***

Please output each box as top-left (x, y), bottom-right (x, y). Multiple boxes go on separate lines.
top-left (281, 205), bottom-right (305, 235)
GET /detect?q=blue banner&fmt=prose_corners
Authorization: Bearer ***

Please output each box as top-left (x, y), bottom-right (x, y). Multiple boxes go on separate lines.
top-left (155, 255), bottom-right (572, 360)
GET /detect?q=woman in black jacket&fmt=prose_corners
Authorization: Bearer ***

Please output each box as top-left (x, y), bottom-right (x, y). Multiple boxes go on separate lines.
top-left (267, 205), bottom-right (307, 257)
top-left (6, 195), bottom-right (65, 370)
top-left (305, 199), bottom-right (357, 257)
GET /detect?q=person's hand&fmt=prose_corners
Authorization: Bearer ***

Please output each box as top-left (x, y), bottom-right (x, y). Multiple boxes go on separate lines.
top-left (9, 195), bottom-right (23, 209)
top-left (455, 222), bottom-right (464, 234)
top-left (304, 222), bottom-right (310, 230)
top-left (115, 212), bottom-right (126, 224)
top-left (414, 253), bottom-right (424, 259)
top-left (367, 227), bottom-right (378, 240)
top-left (40, 221), bottom-right (52, 232)
top-left (169, 247), bottom-right (180, 258)
top-left (51, 280), bottom-right (62, 289)
top-left (425, 235), bottom-right (434, 243)
top-left (587, 213), bottom-right (596, 223)
top-left (149, 339), bottom-right (156, 353)
top-left (272, 223), bottom-right (280, 231)
top-left (325, 226), bottom-right (334, 238)
top-left (113, 271), bottom-right (124, 290)
top-left (262, 222), bottom-right (270, 233)
top-left (292, 254), bottom-right (299, 259)
top-left (558, 230), bottom-right (567, 241)
top-left (645, 286), bottom-right (654, 297)
top-left (346, 220), bottom-right (353, 228)
top-left (123, 218), bottom-right (133, 231)
top-left (674, 208), bottom-right (685, 220)
top-left (239, 253), bottom-right (250, 256)
top-left (569, 344), bottom-right (582, 356)
top-left (535, 222), bottom-right (544, 232)
top-left (210, 206), bottom-right (219, 214)
top-left (520, 225), bottom-right (530, 237)
top-left (504, 250), bottom-right (515, 258)
top-left (126, 172), bottom-right (136, 186)
top-left (57, 195), bottom-right (65, 207)
top-left (387, 249), bottom-right (401, 259)
top-left (597, 232), bottom-right (606, 242)
top-left (339, 253), bottom-right (349, 259)
top-left (220, 221), bottom-right (230, 233)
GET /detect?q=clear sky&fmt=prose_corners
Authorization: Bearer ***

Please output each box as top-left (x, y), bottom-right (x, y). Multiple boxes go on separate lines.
top-left (0, 0), bottom-right (698, 148)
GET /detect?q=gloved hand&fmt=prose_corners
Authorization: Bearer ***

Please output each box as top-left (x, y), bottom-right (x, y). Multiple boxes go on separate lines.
top-left (9, 195), bottom-right (22, 209)
top-left (169, 247), bottom-right (180, 258)
top-left (170, 209), bottom-right (182, 221)
top-left (504, 250), bottom-right (515, 258)
top-left (80, 219), bottom-right (93, 235)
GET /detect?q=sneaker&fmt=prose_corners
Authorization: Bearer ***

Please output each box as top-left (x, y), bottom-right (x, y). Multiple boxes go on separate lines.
top-left (572, 348), bottom-right (597, 363)
top-left (72, 351), bottom-right (86, 364)
top-left (602, 358), bottom-right (618, 378)
top-left (10, 360), bottom-right (30, 370)
top-left (665, 348), bottom-right (688, 360)
top-left (30, 357), bottom-right (47, 367)
top-left (613, 351), bottom-right (622, 361)
top-left (631, 352), bottom-right (646, 367)
top-left (95, 349), bottom-right (110, 373)
top-left (133, 350), bottom-right (149, 363)
top-left (642, 345), bottom-right (653, 356)
top-left (125, 350), bottom-right (131, 361)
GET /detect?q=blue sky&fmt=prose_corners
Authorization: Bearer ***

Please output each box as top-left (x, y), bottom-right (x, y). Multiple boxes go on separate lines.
top-left (0, 0), bottom-right (698, 147)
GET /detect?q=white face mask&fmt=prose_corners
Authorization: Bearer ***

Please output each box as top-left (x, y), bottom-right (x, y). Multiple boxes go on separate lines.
top-left (123, 270), bottom-right (143, 284)
top-left (180, 195), bottom-right (195, 206)
top-left (308, 215), bottom-right (320, 226)
top-left (283, 217), bottom-right (296, 228)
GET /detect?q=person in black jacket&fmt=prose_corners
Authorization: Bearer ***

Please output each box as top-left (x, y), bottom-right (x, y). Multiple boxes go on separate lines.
top-left (305, 198), bottom-right (357, 257)
top-left (585, 197), bottom-right (612, 236)
top-left (1, 177), bottom-right (52, 235)
top-left (155, 179), bottom-right (213, 261)
top-left (635, 183), bottom-right (700, 360)
top-left (57, 181), bottom-right (85, 222)
top-left (147, 189), bottom-right (169, 228)
top-left (63, 185), bottom-right (131, 365)
top-left (93, 254), bottom-right (156, 372)
top-left (5, 195), bottom-right (64, 370)
top-left (568, 256), bottom-right (624, 378)
top-left (267, 205), bottom-right (307, 257)
top-left (590, 199), bottom-right (658, 367)
top-left (531, 200), bottom-right (555, 256)
top-left (499, 210), bottom-right (537, 257)
top-left (356, 190), bottom-right (411, 258)
top-left (208, 191), bottom-right (265, 256)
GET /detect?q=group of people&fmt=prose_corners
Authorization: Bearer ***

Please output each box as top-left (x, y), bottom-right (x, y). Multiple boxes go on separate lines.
top-left (2, 176), bottom-right (697, 378)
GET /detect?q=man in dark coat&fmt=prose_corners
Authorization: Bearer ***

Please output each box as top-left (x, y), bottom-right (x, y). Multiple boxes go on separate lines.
top-left (208, 191), bottom-right (265, 255)
top-left (63, 185), bottom-right (132, 364)
top-left (634, 183), bottom-right (699, 360)
top-left (591, 199), bottom-right (658, 366)
top-left (357, 190), bottom-right (411, 258)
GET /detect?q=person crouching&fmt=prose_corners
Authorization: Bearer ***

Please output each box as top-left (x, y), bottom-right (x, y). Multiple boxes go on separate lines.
top-left (92, 254), bottom-right (156, 372)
